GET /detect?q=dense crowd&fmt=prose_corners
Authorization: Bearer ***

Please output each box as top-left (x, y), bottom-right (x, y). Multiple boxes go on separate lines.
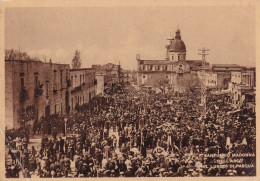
top-left (5, 84), bottom-right (256, 177)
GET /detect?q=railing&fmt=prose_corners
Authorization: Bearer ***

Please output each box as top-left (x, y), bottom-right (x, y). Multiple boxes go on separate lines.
top-left (66, 79), bottom-right (71, 88)
top-left (71, 85), bottom-right (81, 93)
top-left (34, 87), bottom-right (43, 97)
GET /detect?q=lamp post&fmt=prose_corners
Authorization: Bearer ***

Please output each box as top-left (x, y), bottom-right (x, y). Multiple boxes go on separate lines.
top-left (198, 47), bottom-right (209, 117)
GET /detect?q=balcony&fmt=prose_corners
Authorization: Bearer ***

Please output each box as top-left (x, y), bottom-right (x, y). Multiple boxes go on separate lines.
top-left (53, 87), bottom-right (58, 94)
top-left (20, 88), bottom-right (29, 102)
top-left (34, 87), bottom-right (43, 97)
top-left (71, 85), bottom-right (81, 93)
top-left (66, 79), bottom-right (71, 88)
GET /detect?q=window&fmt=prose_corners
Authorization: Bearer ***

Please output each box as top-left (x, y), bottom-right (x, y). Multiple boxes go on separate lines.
top-left (61, 103), bottom-right (63, 114)
top-left (60, 70), bottom-right (63, 86)
top-left (54, 70), bottom-right (57, 84)
top-left (71, 98), bottom-right (73, 110)
top-left (66, 70), bottom-right (69, 81)
top-left (46, 81), bottom-right (49, 98)
top-left (172, 56), bottom-right (174, 60)
top-left (150, 65), bottom-right (153, 70)
top-left (178, 55), bottom-right (181, 60)
top-left (178, 73), bottom-right (183, 77)
top-left (80, 75), bottom-right (82, 85)
top-left (21, 77), bottom-right (24, 90)
top-left (35, 73), bottom-right (38, 88)
top-left (143, 76), bottom-right (145, 78)
top-left (71, 76), bottom-right (73, 88)
top-left (55, 104), bottom-right (57, 114)
top-left (179, 64), bottom-right (183, 71)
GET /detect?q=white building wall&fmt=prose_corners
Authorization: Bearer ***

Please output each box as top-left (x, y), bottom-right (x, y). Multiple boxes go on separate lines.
top-left (231, 71), bottom-right (242, 84)
top-left (96, 74), bottom-right (104, 96)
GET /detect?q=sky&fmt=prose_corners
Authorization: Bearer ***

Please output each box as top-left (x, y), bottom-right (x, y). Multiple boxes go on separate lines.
top-left (5, 6), bottom-right (255, 70)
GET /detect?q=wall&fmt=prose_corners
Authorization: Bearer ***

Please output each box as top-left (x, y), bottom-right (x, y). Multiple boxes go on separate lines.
top-left (5, 61), bottom-right (14, 129)
top-left (96, 74), bottom-right (104, 95)
top-left (5, 60), bottom-right (70, 129)
top-left (70, 68), bottom-right (96, 112)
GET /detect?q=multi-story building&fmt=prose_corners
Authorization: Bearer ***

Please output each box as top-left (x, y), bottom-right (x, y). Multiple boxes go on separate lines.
top-left (229, 67), bottom-right (255, 109)
top-left (231, 71), bottom-right (242, 85)
top-left (69, 68), bottom-right (96, 112)
top-left (5, 59), bottom-right (70, 129)
top-left (101, 63), bottom-right (121, 83)
top-left (121, 70), bottom-right (135, 83)
top-left (92, 63), bottom-right (122, 94)
top-left (212, 64), bottom-right (242, 89)
top-left (198, 72), bottom-right (218, 88)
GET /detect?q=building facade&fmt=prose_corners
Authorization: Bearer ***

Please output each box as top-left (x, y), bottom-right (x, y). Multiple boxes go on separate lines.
top-left (137, 29), bottom-right (212, 92)
top-left (69, 68), bottom-right (96, 112)
top-left (5, 59), bottom-right (70, 129)
top-left (136, 29), bottom-right (255, 112)
top-left (95, 74), bottom-right (105, 96)
top-left (92, 63), bottom-right (122, 94)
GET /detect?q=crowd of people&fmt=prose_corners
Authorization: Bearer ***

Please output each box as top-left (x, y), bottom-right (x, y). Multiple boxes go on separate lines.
top-left (5, 84), bottom-right (256, 177)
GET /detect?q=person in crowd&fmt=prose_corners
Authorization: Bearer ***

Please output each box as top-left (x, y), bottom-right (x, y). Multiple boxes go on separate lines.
top-left (5, 84), bottom-right (256, 177)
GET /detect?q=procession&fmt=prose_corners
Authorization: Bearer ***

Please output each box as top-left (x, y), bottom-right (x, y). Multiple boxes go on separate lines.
top-left (5, 84), bottom-right (256, 177)
top-left (4, 6), bottom-right (256, 178)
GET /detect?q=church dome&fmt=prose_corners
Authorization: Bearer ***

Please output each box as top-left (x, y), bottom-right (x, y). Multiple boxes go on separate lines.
top-left (168, 29), bottom-right (186, 52)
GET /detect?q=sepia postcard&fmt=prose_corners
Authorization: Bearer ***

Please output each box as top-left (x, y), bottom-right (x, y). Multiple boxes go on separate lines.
top-left (0, 0), bottom-right (259, 180)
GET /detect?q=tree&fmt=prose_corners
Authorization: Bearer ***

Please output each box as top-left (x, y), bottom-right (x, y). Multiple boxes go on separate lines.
top-left (176, 73), bottom-right (202, 94)
top-left (71, 50), bottom-right (82, 69)
top-left (153, 74), bottom-right (170, 93)
top-left (5, 49), bottom-right (40, 61)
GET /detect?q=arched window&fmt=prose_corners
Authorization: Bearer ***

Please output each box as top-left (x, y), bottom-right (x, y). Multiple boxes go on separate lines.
top-left (179, 64), bottom-right (183, 71)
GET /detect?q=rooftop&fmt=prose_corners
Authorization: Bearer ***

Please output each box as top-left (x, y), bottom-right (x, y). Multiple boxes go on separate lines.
top-left (70, 68), bottom-right (95, 71)
top-left (212, 64), bottom-right (241, 68)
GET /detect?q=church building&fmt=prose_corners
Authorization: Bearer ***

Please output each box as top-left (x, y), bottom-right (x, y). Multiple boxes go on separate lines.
top-left (137, 29), bottom-right (213, 92)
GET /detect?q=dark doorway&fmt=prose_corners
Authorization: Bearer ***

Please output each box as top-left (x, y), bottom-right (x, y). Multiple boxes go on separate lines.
top-left (89, 92), bottom-right (92, 101)
top-left (65, 91), bottom-right (69, 113)
top-left (45, 105), bottom-right (50, 117)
